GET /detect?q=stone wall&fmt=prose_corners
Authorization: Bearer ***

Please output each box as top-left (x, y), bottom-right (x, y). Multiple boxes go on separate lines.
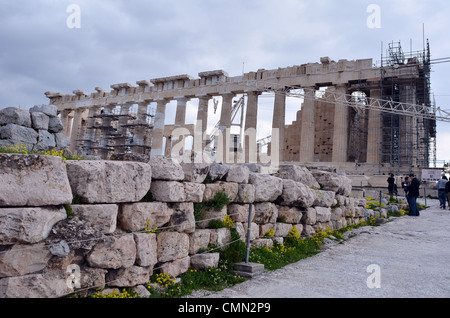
top-left (0, 106), bottom-right (69, 152)
top-left (0, 155), bottom-right (370, 298)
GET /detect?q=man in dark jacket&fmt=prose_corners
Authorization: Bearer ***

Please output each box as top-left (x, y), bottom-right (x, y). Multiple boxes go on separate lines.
top-left (408, 173), bottom-right (421, 216)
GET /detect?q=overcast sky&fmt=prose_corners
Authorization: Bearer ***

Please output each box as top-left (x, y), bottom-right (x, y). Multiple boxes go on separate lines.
top-left (1, 0), bottom-right (449, 162)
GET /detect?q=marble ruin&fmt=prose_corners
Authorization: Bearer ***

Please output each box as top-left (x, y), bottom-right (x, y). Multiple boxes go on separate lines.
top-left (45, 42), bottom-right (435, 175)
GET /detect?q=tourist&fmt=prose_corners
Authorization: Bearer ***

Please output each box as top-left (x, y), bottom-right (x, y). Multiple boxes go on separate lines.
top-left (437, 175), bottom-right (448, 209)
top-left (446, 177), bottom-right (450, 210)
top-left (407, 173), bottom-right (421, 216)
top-left (387, 173), bottom-right (397, 196)
top-left (402, 176), bottom-right (410, 198)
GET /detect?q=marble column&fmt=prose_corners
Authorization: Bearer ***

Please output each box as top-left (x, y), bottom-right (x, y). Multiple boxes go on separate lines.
top-left (218, 92), bottom-right (235, 163)
top-left (60, 109), bottom-right (72, 138)
top-left (366, 88), bottom-right (382, 164)
top-left (299, 88), bottom-right (316, 162)
top-left (69, 108), bottom-right (84, 154)
top-left (244, 91), bottom-right (260, 163)
top-left (151, 99), bottom-right (169, 157)
top-left (195, 95), bottom-right (210, 152)
top-left (331, 85), bottom-right (349, 163)
top-left (83, 106), bottom-right (101, 156)
top-left (272, 90), bottom-right (286, 163)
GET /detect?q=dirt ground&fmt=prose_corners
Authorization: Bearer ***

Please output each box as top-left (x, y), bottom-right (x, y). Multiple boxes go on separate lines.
top-left (198, 198), bottom-right (450, 298)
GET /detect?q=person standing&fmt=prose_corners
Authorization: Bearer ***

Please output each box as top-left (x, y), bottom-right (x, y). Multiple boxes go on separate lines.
top-left (446, 177), bottom-right (450, 210)
top-left (402, 176), bottom-right (410, 198)
top-left (387, 173), bottom-right (396, 196)
top-left (437, 176), bottom-right (448, 209)
top-left (408, 173), bottom-right (421, 217)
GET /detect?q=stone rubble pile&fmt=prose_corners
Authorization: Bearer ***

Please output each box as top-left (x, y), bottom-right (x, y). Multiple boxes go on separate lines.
top-left (0, 106), bottom-right (69, 152)
top-left (0, 154), bottom-right (370, 298)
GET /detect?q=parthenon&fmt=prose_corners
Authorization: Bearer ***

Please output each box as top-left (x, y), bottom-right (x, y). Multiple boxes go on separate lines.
top-left (45, 41), bottom-right (435, 175)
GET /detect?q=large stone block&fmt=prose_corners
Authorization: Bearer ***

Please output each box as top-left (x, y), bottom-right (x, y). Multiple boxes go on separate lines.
top-left (279, 179), bottom-right (318, 208)
top-left (234, 184), bottom-right (255, 203)
top-left (226, 165), bottom-right (250, 184)
top-left (169, 202), bottom-right (196, 234)
top-left (0, 154), bottom-right (73, 207)
top-left (0, 124), bottom-right (38, 145)
top-left (208, 163), bottom-right (230, 181)
top-left (134, 233), bottom-right (158, 267)
top-left (157, 232), bottom-right (189, 263)
top-left (196, 206), bottom-right (227, 229)
top-left (66, 160), bottom-right (152, 204)
top-left (150, 181), bottom-right (186, 202)
top-left (302, 208), bottom-right (317, 225)
top-left (30, 112), bottom-right (49, 130)
top-left (0, 207), bottom-right (67, 244)
top-left (248, 173), bottom-right (283, 202)
top-left (184, 182), bottom-right (205, 203)
top-left (158, 256), bottom-right (190, 278)
top-left (30, 104), bottom-right (58, 118)
top-left (180, 162), bottom-right (210, 183)
top-left (119, 202), bottom-right (173, 232)
top-left (276, 164), bottom-right (320, 188)
top-left (190, 253), bottom-right (220, 270)
top-left (48, 117), bottom-right (64, 133)
top-left (253, 202), bottom-right (278, 224)
top-left (203, 181), bottom-right (238, 202)
top-left (0, 274), bottom-right (70, 298)
top-left (277, 206), bottom-right (303, 224)
top-left (87, 235), bottom-right (136, 269)
top-left (312, 170), bottom-right (352, 196)
top-left (71, 204), bottom-right (118, 234)
top-left (34, 130), bottom-right (56, 151)
top-left (189, 229), bottom-right (211, 255)
top-left (0, 107), bottom-right (32, 127)
top-left (316, 207), bottom-right (332, 223)
top-left (149, 156), bottom-right (184, 181)
top-left (0, 243), bottom-right (51, 278)
top-left (227, 204), bottom-right (253, 223)
top-left (106, 266), bottom-right (152, 287)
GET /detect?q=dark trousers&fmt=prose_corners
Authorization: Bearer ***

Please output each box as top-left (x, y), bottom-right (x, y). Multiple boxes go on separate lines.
top-left (407, 196), bottom-right (420, 216)
top-left (439, 190), bottom-right (447, 208)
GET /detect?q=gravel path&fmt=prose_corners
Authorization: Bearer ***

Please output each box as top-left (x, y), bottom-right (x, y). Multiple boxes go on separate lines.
top-left (202, 199), bottom-right (450, 298)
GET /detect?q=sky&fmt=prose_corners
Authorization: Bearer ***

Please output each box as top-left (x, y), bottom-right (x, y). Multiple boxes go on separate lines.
top-left (1, 0), bottom-right (449, 163)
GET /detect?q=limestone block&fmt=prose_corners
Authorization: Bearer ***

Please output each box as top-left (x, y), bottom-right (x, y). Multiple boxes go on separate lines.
top-left (196, 206), bottom-right (227, 229)
top-left (316, 190), bottom-right (336, 208)
top-left (189, 229), bottom-right (211, 255)
top-left (279, 179), bottom-right (318, 208)
top-left (30, 112), bottom-right (49, 130)
top-left (0, 124), bottom-right (38, 145)
top-left (226, 165), bottom-right (250, 184)
top-left (277, 206), bottom-right (303, 224)
top-left (54, 132), bottom-right (70, 149)
top-left (208, 163), bottom-right (230, 181)
top-left (275, 223), bottom-right (293, 238)
top-left (227, 204), bottom-right (252, 223)
top-left (48, 117), bottom-right (64, 133)
top-left (259, 223), bottom-right (275, 237)
top-left (312, 171), bottom-right (352, 196)
top-left (106, 266), bottom-right (152, 287)
top-left (169, 202), bottom-right (196, 234)
top-left (66, 160), bottom-right (152, 204)
top-left (210, 228), bottom-right (231, 247)
top-left (276, 165), bottom-right (320, 188)
top-left (180, 162), bottom-right (210, 183)
top-left (0, 207), bottom-right (66, 244)
top-left (316, 207), bottom-right (332, 223)
top-left (203, 181), bottom-right (238, 202)
top-left (119, 202), bottom-right (173, 232)
top-left (71, 204), bottom-right (118, 235)
top-left (243, 222), bottom-right (259, 241)
top-left (158, 256), bottom-right (190, 278)
top-left (251, 238), bottom-right (273, 249)
top-left (150, 181), bottom-right (186, 202)
top-left (302, 207), bottom-right (317, 225)
top-left (234, 184), bottom-right (255, 204)
top-left (30, 104), bottom-right (58, 118)
top-left (133, 233), bottom-right (158, 267)
top-left (302, 224), bottom-right (316, 236)
top-left (87, 235), bottom-right (136, 269)
top-left (0, 107), bottom-right (31, 127)
top-left (331, 207), bottom-right (343, 221)
top-left (190, 253), bottom-right (220, 270)
top-left (0, 243), bottom-right (51, 278)
top-left (249, 173), bottom-right (283, 202)
top-left (157, 231), bottom-right (189, 263)
top-left (80, 267), bottom-right (108, 290)
top-left (149, 156), bottom-right (184, 181)
top-left (0, 274), bottom-right (70, 298)
top-left (184, 182), bottom-right (205, 203)
top-left (253, 202), bottom-right (278, 225)
top-left (0, 154), bottom-right (73, 207)
top-left (35, 130), bottom-right (56, 151)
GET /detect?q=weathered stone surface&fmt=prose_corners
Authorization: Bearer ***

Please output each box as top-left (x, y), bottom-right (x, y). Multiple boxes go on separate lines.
top-left (106, 265), bottom-right (152, 287)
top-left (184, 182), bottom-right (205, 203)
top-left (243, 222), bottom-right (259, 241)
top-left (48, 117), bottom-right (64, 133)
top-left (331, 207), bottom-right (344, 221)
top-left (0, 124), bottom-right (38, 145)
top-left (253, 202), bottom-right (278, 224)
top-left (190, 253), bottom-right (220, 270)
top-left (71, 204), bottom-right (118, 235)
top-left (87, 235), bottom-right (136, 269)
top-left (34, 130), bottom-right (56, 151)
top-left (276, 165), bottom-right (320, 188)
top-left (169, 202), bottom-right (196, 234)
top-left (234, 184), bottom-right (255, 203)
top-left (159, 256), bottom-right (190, 278)
top-left (0, 107), bottom-right (32, 127)
top-left (150, 156), bottom-right (184, 181)
top-left (312, 170), bottom-right (352, 196)
top-left (316, 190), bottom-right (336, 207)
top-left (0, 274), bottom-right (70, 298)
top-left (119, 202), bottom-right (173, 232)
top-left (197, 206), bottom-right (227, 229)
top-left (279, 179), bottom-right (318, 208)
top-left (302, 207), bottom-right (317, 225)
top-left (66, 160), bottom-right (152, 204)
top-left (30, 112), bottom-right (49, 130)
top-left (275, 223), bottom-right (293, 237)
top-left (134, 233), bottom-right (158, 267)
top-left (208, 163), bottom-right (230, 181)
top-left (180, 162), bottom-right (210, 183)
top-left (316, 207), bottom-right (332, 223)
top-left (54, 132), bottom-right (70, 149)
top-left (249, 173), bottom-right (283, 202)
top-left (0, 207), bottom-right (67, 244)
top-left (79, 267), bottom-right (108, 290)
top-left (277, 206), bottom-right (303, 224)
top-left (157, 232), bottom-right (189, 263)
top-left (189, 230), bottom-right (211, 255)
top-left (210, 228), bottom-right (231, 247)
top-left (226, 165), bottom-right (250, 184)
top-left (302, 224), bottom-right (316, 236)
top-left (251, 238), bottom-right (273, 249)
top-left (203, 181), bottom-right (238, 202)
top-left (228, 204), bottom-right (252, 223)
top-left (0, 154), bottom-right (73, 207)
top-left (0, 243), bottom-right (51, 278)
top-left (30, 104), bottom-right (58, 118)
top-left (150, 181), bottom-right (186, 202)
